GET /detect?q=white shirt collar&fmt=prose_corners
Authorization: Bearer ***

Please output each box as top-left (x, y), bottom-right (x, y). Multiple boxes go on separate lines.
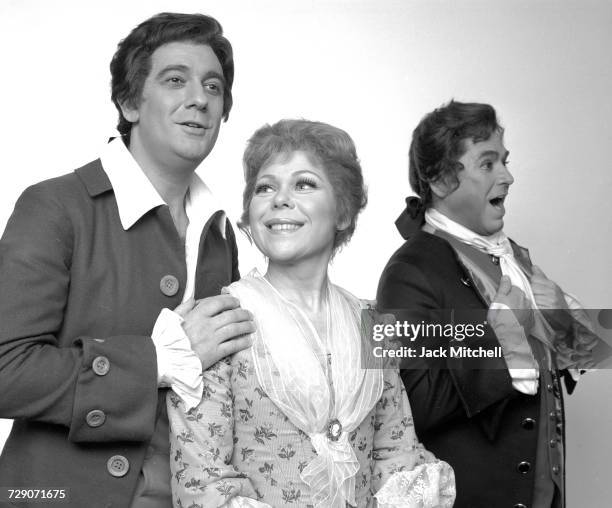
top-left (100, 137), bottom-right (226, 235)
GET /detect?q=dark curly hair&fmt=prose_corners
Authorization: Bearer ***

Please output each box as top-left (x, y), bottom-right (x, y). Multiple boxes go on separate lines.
top-left (409, 100), bottom-right (502, 206)
top-left (110, 12), bottom-right (234, 136)
top-left (240, 119), bottom-right (367, 252)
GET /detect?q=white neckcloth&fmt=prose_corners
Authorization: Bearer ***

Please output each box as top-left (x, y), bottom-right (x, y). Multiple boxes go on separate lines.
top-left (425, 208), bottom-right (540, 394)
top-left (425, 208), bottom-right (537, 307)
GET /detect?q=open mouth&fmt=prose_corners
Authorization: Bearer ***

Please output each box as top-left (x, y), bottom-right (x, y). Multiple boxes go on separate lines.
top-left (489, 195), bottom-right (506, 209)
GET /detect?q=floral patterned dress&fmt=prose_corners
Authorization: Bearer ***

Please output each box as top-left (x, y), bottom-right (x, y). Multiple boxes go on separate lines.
top-left (168, 346), bottom-right (446, 508)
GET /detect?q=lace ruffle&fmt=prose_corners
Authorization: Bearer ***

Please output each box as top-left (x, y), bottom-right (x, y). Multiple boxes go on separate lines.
top-left (375, 460), bottom-right (456, 508)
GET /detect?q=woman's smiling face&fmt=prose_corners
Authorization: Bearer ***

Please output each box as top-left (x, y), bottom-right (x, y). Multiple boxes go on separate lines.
top-left (249, 151), bottom-right (341, 268)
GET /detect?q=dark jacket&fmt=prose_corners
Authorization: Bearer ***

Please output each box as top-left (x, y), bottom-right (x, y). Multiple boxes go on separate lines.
top-left (376, 201), bottom-right (566, 508)
top-left (0, 159), bottom-right (239, 507)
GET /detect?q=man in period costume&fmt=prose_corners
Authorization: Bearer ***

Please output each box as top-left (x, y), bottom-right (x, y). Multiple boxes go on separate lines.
top-left (377, 101), bottom-right (603, 508)
top-left (0, 12), bottom-right (253, 507)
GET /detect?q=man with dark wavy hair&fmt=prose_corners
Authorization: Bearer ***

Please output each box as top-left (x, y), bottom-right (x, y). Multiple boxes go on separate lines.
top-left (0, 12), bottom-right (253, 507)
top-left (377, 101), bottom-right (603, 508)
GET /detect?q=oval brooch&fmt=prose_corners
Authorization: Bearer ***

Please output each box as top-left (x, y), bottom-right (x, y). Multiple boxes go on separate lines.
top-left (327, 418), bottom-right (342, 441)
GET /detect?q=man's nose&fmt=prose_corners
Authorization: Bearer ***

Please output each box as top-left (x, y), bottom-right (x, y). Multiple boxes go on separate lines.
top-left (185, 81), bottom-right (208, 110)
top-left (499, 163), bottom-right (514, 185)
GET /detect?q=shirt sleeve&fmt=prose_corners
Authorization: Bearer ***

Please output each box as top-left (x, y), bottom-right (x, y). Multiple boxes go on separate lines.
top-left (168, 357), bottom-right (258, 507)
top-left (151, 308), bottom-right (203, 410)
top-left (488, 302), bottom-right (539, 395)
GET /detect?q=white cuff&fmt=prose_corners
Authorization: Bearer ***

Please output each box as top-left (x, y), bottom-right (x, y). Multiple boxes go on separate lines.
top-left (508, 369), bottom-right (539, 395)
top-left (375, 461), bottom-right (456, 508)
top-left (151, 308), bottom-right (203, 410)
top-left (490, 302), bottom-right (510, 311)
top-left (489, 303), bottom-right (539, 395)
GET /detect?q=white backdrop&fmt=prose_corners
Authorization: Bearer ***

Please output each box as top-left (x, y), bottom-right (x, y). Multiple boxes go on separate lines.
top-left (1, 1), bottom-right (611, 505)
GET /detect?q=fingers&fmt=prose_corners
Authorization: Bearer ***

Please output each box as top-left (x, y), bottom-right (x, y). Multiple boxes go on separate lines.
top-left (201, 335), bottom-right (254, 370)
top-left (508, 286), bottom-right (531, 308)
top-left (216, 320), bottom-right (257, 343)
top-left (211, 308), bottom-right (254, 329)
top-left (530, 266), bottom-right (552, 292)
top-left (530, 265), bottom-right (552, 289)
top-left (200, 335), bottom-right (254, 371)
top-left (497, 275), bottom-right (512, 296)
top-left (217, 335), bottom-right (254, 359)
top-left (174, 298), bottom-right (196, 318)
top-left (494, 278), bottom-right (532, 328)
top-left (193, 294), bottom-right (241, 316)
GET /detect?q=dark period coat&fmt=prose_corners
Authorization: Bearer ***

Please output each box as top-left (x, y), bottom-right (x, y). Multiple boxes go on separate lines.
top-left (0, 159), bottom-right (239, 507)
top-left (377, 205), bottom-right (571, 508)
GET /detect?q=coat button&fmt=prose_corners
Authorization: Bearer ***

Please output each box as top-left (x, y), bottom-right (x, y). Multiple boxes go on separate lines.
top-left (521, 417), bottom-right (536, 430)
top-left (460, 277), bottom-right (471, 287)
top-left (490, 255), bottom-right (500, 265)
top-left (107, 455), bottom-right (130, 477)
top-left (160, 275), bottom-right (180, 297)
top-left (549, 411), bottom-right (556, 421)
top-left (550, 439), bottom-right (557, 448)
top-left (514, 504), bottom-right (527, 508)
top-left (552, 465), bottom-right (560, 475)
top-left (546, 384), bottom-right (553, 392)
top-left (86, 409), bottom-right (106, 428)
top-left (92, 356), bottom-right (110, 376)
top-left (517, 461), bottom-right (531, 474)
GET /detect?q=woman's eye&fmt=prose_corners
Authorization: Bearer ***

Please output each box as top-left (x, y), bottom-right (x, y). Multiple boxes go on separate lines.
top-left (296, 179), bottom-right (317, 191)
top-left (254, 183), bottom-right (273, 194)
top-left (481, 161), bottom-right (493, 171)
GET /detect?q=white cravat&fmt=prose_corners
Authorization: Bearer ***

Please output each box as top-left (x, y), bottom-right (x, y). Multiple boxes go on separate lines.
top-left (425, 209), bottom-right (537, 306)
top-left (425, 208), bottom-right (539, 394)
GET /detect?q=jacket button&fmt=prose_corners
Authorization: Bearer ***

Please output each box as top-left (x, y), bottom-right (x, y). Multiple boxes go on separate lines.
top-left (514, 504), bottom-right (527, 508)
top-left (552, 465), bottom-right (560, 475)
top-left (86, 409), bottom-right (106, 428)
top-left (490, 255), bottom-right (500, 265)
top-left (107, 455), bottom-right (130, 477)
top-left (160, 275), bottom-right (180, 296)
top-left (549, 411), bottom-right (556, 421)
top-left (92, 356), bottom-right (110, 376)
top-left (521, 417), bottom-right (536, 430)
top-left (546, 384), bottom-right (553, 392)
top-left (460, 277), bottom-right (471, 287)
top-left (550, 439), bottom-right (557, 448)
top-left (517, 461), bottom-right (531, 474)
